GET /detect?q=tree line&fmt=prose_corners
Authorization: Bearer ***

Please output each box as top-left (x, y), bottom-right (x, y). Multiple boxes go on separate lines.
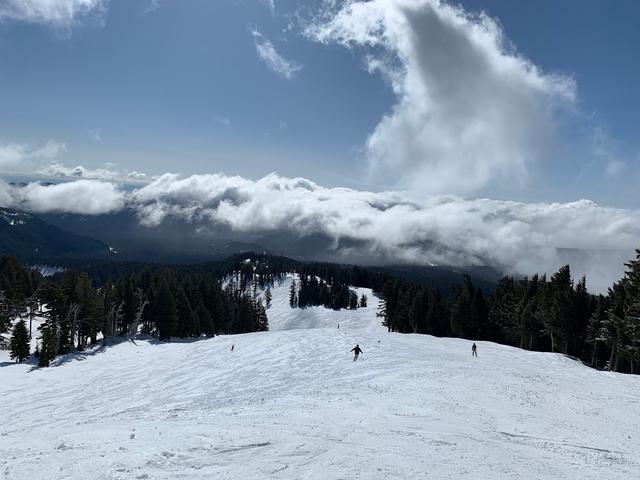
top-left (376, 251), bottom-right (640, 375)
top-left (1, 257), bottom-right (269, 367)
top-left (3, 251), bottom-right (640, 374)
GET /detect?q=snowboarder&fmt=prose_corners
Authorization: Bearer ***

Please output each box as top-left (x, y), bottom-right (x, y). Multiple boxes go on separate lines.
top-left (351, 344), bottom-right (362, 361)
top-left (472, 343), bottom-right (477, 357)
top-left (231, 344), bottom-right (235, 352)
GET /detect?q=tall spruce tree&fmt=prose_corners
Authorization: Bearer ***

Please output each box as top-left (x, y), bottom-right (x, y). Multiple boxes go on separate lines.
top-left (265, 287), bottom-right (272, 308)
top-left (155, 282), bottom-right (177, 341)
top-left (621, 249), bottom-right (640, 373)
top-left (289, 280), bottom-right (297, 307)
top-left (10, 319), bottom-right (30, 363)
top-left (38, 322), bottom-right (57, 367)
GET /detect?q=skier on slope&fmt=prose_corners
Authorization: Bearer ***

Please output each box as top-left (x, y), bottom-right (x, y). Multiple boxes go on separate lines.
top-left (472, 343), bottom-right (477, 357)
top-left (351, 344), bottom-right (363, 361)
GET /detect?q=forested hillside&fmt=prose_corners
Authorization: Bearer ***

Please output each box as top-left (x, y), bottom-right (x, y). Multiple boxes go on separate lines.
top-left (2, 249), bottom-right (640, 375)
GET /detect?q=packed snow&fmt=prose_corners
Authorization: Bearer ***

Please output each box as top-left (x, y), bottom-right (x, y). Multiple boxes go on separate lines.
top-left (1, 275), bottom-right (640, 479)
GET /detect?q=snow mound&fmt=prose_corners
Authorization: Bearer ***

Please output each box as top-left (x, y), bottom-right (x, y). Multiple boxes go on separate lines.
top-left (1, 278), bottom-right (639, 479)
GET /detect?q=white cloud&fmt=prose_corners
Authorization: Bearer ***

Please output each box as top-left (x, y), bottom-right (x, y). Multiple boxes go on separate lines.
top-left (0, 143), bottom-right (30, 168)
top-left (0, 140), bottom-right (66, 169)
top-left (252, 30), bottom-right (303, 79)
top-left (88, 128), bottom-right (102, 142)
top-left (604, 160), bottom-right (625, 177)
top-left (37, 162), bottom-right (150, 182)
top-left (305, 0), bottom-right (576, 193)
top-left (0, 0), bottom-right (107, 28)
top-left (592, 125), bottom-right (626, 177)
top-left (0, 178), bottom-right (124, 215)
top-left (1, 171), bottom-right (637, 291)
top-left (129, 172), bottom-right (638, 292)
top-left (144, 0), bottom-right (159, 14)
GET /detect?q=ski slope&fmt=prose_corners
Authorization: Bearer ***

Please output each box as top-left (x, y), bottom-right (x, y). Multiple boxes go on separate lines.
top-left (1, 275), bottom-right (640, 479)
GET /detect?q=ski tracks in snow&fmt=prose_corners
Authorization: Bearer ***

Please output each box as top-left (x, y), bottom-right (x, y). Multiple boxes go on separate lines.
top-left (2, 278), bottom-right (640, 479)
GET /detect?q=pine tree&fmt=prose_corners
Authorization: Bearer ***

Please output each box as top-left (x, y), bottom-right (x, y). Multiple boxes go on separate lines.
top-left (542, 266), bottom-right (574, 353)
top-left (359, 294), bottom-right (367, 308)
top-left (175, 286), bottom-right (198, 338)
top-left (122, 280), bottom-right (135, 335)
top-left (377, 298), bottom-right (390, 331)
top-left (195, 299), bottom-right (214, 337)
top-left (265, 287), bottom-right (272, 308)
top-left (621, 249), bottom-right (640, 373)
top-left (289, 280), bottom-right (297, 308)
top-left (155, 282), bottom-right (177, 341)
top-left (450, 275), bottom-right (474, 338)
top-left (586, 295), bottom-right (608, 368)
top-left (9, 319), bottom-right (30, 363)
top-left (488, 276), bottom-right (519, 344)
top-left (603, 281), bottom-right (626, 371)
top-left (0, 307), bottom-right (10, 335)
top-left (348, 291), bottom-right (359, 309)
top-left (38, 323), bottom-right (57, 367)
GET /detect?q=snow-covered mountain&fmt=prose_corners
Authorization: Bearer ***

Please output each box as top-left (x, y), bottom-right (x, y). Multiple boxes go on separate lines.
top-left (1, 276), bottom-right (639, 479)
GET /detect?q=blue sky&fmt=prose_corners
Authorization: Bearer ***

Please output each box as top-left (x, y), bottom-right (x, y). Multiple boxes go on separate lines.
top-left (0, 0), bottom-right (638, 206)
top-left (1, 0), bottom-right (640, 289)
top-left (0, 0), bottom-right (393, 187)
top-left (0, 0), bottom-right (640, 206)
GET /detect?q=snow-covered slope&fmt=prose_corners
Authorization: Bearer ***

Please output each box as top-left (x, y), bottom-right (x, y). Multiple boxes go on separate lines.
top-left (1, 277), bottom-right (640, 479)
top-left (265, 275), bottom-right (379, 332)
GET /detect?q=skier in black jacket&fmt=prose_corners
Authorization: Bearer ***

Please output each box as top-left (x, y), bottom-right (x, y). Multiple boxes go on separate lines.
top-left (351, 344), bottom-right (363, 361)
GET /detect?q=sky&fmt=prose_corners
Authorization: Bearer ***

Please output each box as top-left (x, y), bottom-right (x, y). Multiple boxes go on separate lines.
top-left (0, 0), bottom-right (639, 291)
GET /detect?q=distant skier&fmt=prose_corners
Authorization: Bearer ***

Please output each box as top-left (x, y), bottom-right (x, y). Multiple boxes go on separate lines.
top-left (351, 344), bottom-right (362, 361)
top-left (337, 323), bottom-right (340, 329)
top-left (472, 343), bottom-right (477, 357)
top-left (231, 344), bottom-right (235, 352)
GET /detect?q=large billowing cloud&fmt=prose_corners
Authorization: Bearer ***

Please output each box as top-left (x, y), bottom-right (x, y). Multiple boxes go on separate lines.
top-left (0, 178), bottom-right (124, 214)
top-left (0, 0), bottom-right (106, 28)
top-left (305, 0), bottom-right (576, 193)
top-left (1, 172), bottom-right (636, 292)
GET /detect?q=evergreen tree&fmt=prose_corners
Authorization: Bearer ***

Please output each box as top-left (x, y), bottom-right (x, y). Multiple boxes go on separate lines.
top-left (359, 294), bottom-right (367, 308)
top-left (0, 310), bottom-right (10, 336)
top-left (620, 249), bottom-right (640, 373)
top-left (586, 295), bottom-right (608, 368)
top-left (175, 286), bottom-right (198, 338)
top-left (377, 298), bottom-right (389, 331)
top-left (542, 266), bottom-right (574, 353)
top-left (122, 280), bottom-right (135, 335)
top-left (450, 275), bottom-right (475, 338)
top-left (603, 281), bottom-right (626, 371)
top-left (488, 276), bottom-right (519, 344)
top-left (265, 287), bottom-right (272, 308)
top-left (38, 323), bottom-right (57, 367)
top-left (289, 280), bottom-right (297, 308)
top-left (9, 319), bottom-right (30, 363)
top-left (195, 299), bottom-right (214, 336)
top-left (348, 291), bottom-right (359, 310)
top-left (155, 282), bottom-right (177, 341)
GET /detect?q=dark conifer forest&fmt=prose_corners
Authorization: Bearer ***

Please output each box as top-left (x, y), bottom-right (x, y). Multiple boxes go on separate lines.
top-left (1, 250), bottom-right (640, 374)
